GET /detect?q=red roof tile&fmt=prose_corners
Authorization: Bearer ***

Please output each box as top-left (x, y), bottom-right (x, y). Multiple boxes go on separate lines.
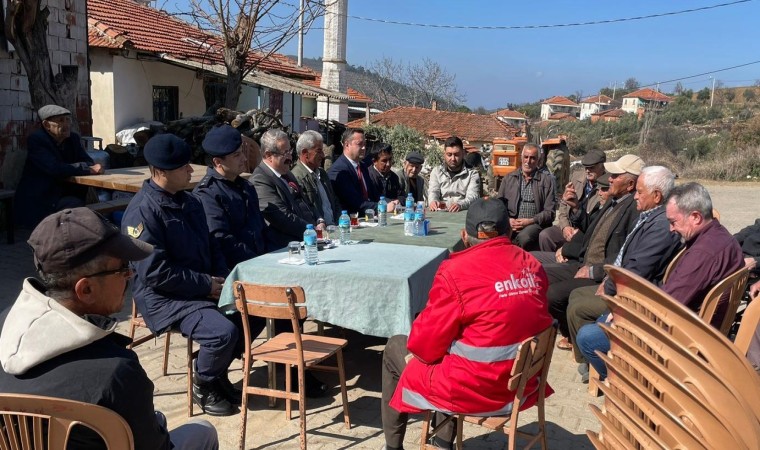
top-left (548, 112), bottom-right (577, 121)
top-left (622, 88), bottom-right (673, 102)
top-left (345, 107), bottom-right (514, 142)
top-left (591, 108), bottom-right (626, 118)
top-left (303, 75), bottom-right (372, 103)
top-left (493, 109), bottom-right (528, 119)
top-left (580, 94), bottom-right (613, 104)
top-left (87, 0), bottom-right (314, 79)
top-left (541, 96), bottom-right (579, 107)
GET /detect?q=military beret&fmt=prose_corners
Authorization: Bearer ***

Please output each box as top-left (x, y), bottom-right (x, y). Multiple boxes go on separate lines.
top-left (38, 105), bottom-right (71, 121)
top-left (144, 134), bottom-right (191, 170)
top-left (202, 124), bottom-right (242, 157)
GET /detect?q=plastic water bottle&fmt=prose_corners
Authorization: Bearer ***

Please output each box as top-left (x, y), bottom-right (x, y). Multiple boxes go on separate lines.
top-left (303, 225), bottom-right (319, 265)
top-left (404, 206), bottom-right (414, 236)
top-left (414, 209), bottom-right (425, 236)
top-left (338, 210), bottom-right (351, 245)
top-left (405, 193), bottom-right (414, 212)
top-left (417, 201), bottom-right (425, 220)
top-left (378, 196), bottom-right (388, 227)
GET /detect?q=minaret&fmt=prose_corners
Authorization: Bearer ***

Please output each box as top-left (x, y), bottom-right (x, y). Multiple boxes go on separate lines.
top-left (317, 0), bottom-right (348, 123)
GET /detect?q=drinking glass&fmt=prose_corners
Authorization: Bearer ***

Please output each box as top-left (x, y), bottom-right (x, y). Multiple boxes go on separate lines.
top-left (349, 212), bottom-right (359, 227)
top-left (288, 241), bottom-right (301, 261)
top-left (365, 209), bottom-right (376, 222)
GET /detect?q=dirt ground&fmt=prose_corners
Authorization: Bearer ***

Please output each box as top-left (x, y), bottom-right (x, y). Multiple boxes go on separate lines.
top-left (689, 180), bottom-right (759, 233)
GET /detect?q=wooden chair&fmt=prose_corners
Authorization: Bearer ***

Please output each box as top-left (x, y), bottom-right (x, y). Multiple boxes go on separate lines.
top-left (0, 393), bottom-right (134, 450)
top-left (698, 266), bottom-right (749, 335)
top-left (234, 282), bottom-right (350, 450)
top-left (127, 299), bottom-right (198, 417)
top-left (419, 322), bottom-right (558, 450)
top-left (734, 292), bottom-right (760, 356)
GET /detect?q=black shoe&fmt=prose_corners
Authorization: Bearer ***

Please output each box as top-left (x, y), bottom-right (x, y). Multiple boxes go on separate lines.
top-left (216, 372), bottom-right (243, 405)
top-left (290, 368), bottom-right (329, 398)
top-left (192, 380), bottom-right (237, 416)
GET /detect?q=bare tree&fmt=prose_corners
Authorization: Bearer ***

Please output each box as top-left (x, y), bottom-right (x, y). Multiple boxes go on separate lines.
top-left (3, 1), bottom-right (79, 127)
top-left (182, 0), bottom-right (325, 109)
top-left (407, 58), bottom-right (465, 109)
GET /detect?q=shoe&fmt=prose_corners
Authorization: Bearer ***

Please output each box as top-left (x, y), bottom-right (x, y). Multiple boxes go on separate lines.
top-left (578, 363), bottom-right (590, 384)
top-left (192, 379), bottom-right (237, 416)
top-left (290, 367), bottom-right (329, 398)
top-left (556, 337), bottom-right (573, 351)
top-left (217, 372), bottom-right (242, 405)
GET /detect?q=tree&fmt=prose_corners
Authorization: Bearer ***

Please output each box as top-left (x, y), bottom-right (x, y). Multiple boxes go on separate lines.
top-left (696, 87), bottom-right (711, 103)
top-left (473, 106), bottom-right (489, 115)
top-left (3, 1), bottom-right (79, 127)
top-left (406, 57), bottom-right (466, 109)
top-left (183, 0), bottom-right (324, 109)
top-left (744, 89), bottom-right (757, 103)
top-left (723, 89), bottom-right (736, 103)
top-left (624, 77), bottom-right (640, 91)
top-left (674, 82), bottom-right (684, 95)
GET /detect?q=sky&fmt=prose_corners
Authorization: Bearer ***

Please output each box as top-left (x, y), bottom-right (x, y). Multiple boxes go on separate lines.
top-left (165, 0), bottom-right (760, 109)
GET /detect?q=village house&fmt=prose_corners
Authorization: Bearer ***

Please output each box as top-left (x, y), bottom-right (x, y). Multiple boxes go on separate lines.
top-left (492, 109), bottom-right (528, 129)
top-left (87, 0), bottom-right (349, 146)
top-left (590, 108), bottom-right (626, 123)
top-left (579, 94), bottom-right (615, 120)
top-left (303, 75), bottom-right (375, 122)
top-left (540, 96), bottom-right (580, 121)
top-left (621, 87), bottom-right (673, 116)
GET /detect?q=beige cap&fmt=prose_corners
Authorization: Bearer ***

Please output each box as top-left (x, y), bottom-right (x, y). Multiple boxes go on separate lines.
top-left (604, 154), bottom-right (645, 176)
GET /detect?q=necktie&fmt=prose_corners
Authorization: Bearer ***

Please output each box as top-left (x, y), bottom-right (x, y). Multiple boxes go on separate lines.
top-left (357, 166), bottom-right (368, 201)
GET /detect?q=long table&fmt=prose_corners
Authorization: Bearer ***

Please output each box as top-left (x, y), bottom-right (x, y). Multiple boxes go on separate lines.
top-left (349, 210), bottom-right (467, 251)
top-left (218, 242), bottom-right (449, 338)
top-left (69, 164), bottom-right (208, 193)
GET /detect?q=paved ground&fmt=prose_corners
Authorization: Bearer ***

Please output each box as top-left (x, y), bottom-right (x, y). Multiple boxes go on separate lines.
top-left (0, 181), bottom-right (756, 449)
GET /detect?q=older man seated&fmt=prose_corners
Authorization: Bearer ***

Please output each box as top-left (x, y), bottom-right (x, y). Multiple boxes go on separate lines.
top-left (381, 198), bottom-right (553, 450)
top-left (394, 151), bottom-right (426, 203)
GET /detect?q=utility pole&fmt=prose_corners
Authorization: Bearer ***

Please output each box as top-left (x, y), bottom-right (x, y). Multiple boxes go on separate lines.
top-left (297, 0), bottom-right (304, 67)
top-left (709, 76), bottom-right (716, 108)
top-left (612, 81), bottom-right (617, 100)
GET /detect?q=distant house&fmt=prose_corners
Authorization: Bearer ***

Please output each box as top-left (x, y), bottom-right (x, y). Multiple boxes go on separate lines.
top-left (590, 108), bottom-right (626, 123)
top-left (546, 112), bottom-right (577, 122)
top-left (87, 0), bottom-right (348, 145)
top-left (492, 109), bottom-right (528, 129)
top-left (346, 106), bottom-right (514, 149)
top-left (621, 88), bottom-right (673, 116)
top-left (303, 75), bottom-right (376, 122)
top-left (579, 94), bottom-right (614, 120)
top-left (540, 96), bottom-right (580, 121)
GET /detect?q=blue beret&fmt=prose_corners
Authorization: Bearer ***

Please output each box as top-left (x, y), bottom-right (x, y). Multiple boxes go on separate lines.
top-left (144, 134), bottom-right (191, 170)
top-left (202, 124), bottom-right (242, 157)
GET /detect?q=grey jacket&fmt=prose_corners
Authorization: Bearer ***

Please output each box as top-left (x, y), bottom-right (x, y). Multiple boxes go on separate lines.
top-left (427, 165), bottom-right (481, 210)
top-left (559, 169), bottom-right (601, 230)
top-left (290, 161), bottom-right (341, 224)
top-left (498, 169), bottom-right (556, 228)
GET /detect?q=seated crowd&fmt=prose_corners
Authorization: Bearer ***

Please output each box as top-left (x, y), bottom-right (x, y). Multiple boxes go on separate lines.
top-left (3, 105), bottom-right (760, 449)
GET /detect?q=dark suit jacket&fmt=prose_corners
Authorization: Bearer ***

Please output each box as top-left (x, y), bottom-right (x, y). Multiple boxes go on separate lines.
top-left (250, 163), bottom-right (317, 249)
top-left (327, 154), bottom-right (377, 214)
top-left (290, 161), bottom-right (341, 224)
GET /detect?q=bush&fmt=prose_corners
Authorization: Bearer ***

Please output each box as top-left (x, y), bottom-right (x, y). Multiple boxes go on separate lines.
top-left (682, 145), bottom-right (760, 180)
top-left (730, 115), bottom-right (760, 148)
top-left (361, 124), bottom-right (439, 168)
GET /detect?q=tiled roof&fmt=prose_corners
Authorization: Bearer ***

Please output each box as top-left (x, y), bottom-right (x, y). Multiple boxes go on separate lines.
top-left (622, 88), bottom-right (673, 102)
top-left (303, 76), bottom-right (373, 103)
top-left (493, 109), bottom-right (528, 119)
top-left (592, 108), bottom-right (626, 118)
top-left (87, 0), bottom-right (314, 79)
top-left (542, 96), bottom-right (579, 107)
top-left (548, 112), bottom-right (577, 121)
top-left (580, 94), bottom-right (613, 104)
top-left (346, 106), bottom-right (514, 142)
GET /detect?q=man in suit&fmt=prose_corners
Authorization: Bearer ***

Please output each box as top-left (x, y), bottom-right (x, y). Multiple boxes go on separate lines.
top-left (394, 151), bottom-right (426, 203)
top-left (539, 150), bottom-right (606, 252)
top-left (328, 128), bottom-right (378, 214)
top-left (291, 130), bottom-right (341, 225)
top-left (251, 129), bottom-right (317, 249)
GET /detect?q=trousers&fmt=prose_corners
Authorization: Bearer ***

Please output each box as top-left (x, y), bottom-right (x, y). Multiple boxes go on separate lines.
top-left (576, 318), bottom-right (610, 380)
top-left (567, 285), bottom-right (609, 362)
top-left (177, 307), bottom-right (240, 383)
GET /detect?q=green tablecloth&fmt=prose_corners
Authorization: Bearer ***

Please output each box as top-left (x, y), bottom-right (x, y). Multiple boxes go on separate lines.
top-left (349, 210), bottom-right (467, 252)
top-left (218, 242), bottom-right (449, 337)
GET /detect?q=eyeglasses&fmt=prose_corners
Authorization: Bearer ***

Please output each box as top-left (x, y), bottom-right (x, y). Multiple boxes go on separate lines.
top-left (86, 263), bottom-right (133, 280)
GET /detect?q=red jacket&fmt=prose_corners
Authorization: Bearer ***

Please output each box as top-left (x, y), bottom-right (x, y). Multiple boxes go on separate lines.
top-left (390, 236), bottom-right (554, 415)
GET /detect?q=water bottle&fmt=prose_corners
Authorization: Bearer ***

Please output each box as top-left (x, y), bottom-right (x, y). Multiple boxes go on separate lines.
top-left (378, 196), bottom-right (388, 227)
top-left (414, 209), bottom-right (425, 236)
top-left (338, 210), bottom-right (351, 245)
top-left (303, 224), bottom-right (319, 265)
top-left (416, 201), bottom-right (425, 220)
top-left (404, 206), bottom-right (414, 237)
top-left (405, 193), bottom-right (414, 212)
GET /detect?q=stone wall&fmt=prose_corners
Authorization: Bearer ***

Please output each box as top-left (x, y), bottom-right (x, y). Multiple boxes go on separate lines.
top-left (0, 0), bottom-right (91, 189)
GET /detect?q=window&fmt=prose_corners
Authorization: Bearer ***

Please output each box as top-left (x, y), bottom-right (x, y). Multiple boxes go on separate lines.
top-left (153, 86), bottom-right (179, 122)
top-left (204, 81), bottom-right (226, 112)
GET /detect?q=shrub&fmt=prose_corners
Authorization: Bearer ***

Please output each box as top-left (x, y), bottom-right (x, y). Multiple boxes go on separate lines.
top-left (362, 124), bottom-right (430, 166)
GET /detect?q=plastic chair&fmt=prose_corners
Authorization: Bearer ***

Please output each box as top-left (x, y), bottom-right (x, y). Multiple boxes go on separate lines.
top-left (698, 266), bottom-right (749, 335)
top-left (419, 322), bottom-right (558, 450)
top-left (0, 393), bottom-right (134, 450)
top-left (662, 247), bottom-right (686, 284)
top-left (234, 282), bottom-right (350, 450)
top-left (734, 293), bottom-right (760, 356)
top-left (127, 299), bottom-right (198, 417)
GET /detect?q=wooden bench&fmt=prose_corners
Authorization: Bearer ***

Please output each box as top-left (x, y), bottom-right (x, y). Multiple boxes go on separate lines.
top-left (0, 189), bottom-right (14, 244)
top-left (86, 197), bottom-right (132, 215)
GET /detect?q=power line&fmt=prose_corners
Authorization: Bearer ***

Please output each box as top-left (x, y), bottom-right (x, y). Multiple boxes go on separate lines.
top-left (342, 1), bottom-right (750, 30)
top-left (641, 59), bottom-right (760, 89)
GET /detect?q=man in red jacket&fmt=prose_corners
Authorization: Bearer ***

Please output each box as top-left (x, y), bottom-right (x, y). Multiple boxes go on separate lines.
top-left (381, 198), bottom-right (554, 450)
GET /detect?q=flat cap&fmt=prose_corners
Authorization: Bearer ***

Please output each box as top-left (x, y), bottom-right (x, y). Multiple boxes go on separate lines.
top-left (604, 154), bottom-right (645, 176)
top-left (29, 208), bottom-right (153, 273)
top-left (38, 105), bottom-right (71, 121)
top-left (202, 124), bottom-right (242, 157)
top-left (405, 151), bottom-right (424, 165)
top-left (596, 172), bottom-right (611, 188)
top-left (144, 134), bottom-right (191, 170)
top-left (465, 198), bottom-right (510, 239)
top-left (581, 150), bottom-right (606, 166)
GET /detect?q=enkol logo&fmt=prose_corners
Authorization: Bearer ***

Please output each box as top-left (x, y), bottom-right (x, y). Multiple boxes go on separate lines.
top-left (494, 268), bottom-right (540, 297)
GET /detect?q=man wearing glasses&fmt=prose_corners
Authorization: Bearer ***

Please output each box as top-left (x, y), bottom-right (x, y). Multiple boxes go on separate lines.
top-left (291, 130), bottom-right (341, 226)
top-left (14, 104), bottom-right (105, 228)
top-left (0, 207), bottom-right (219, 449)
top-left (251, 129), bottom-right (317, 249)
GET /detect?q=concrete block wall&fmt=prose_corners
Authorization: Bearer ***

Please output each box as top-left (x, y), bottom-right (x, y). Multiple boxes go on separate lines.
top-left (0, 0), bottom-right (91, 189)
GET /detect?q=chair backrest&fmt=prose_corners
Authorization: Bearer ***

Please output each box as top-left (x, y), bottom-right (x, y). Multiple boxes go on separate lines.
top-left (0, 393), bottom-right (134, 450)
top-left (734, 294), bottom-right (760, 357)
top-left (233, 282), bottom-right (307, 352)
top-left (698, 266), bottom-right (749, 335)
top-left (662, 247), bottom-right (686, 284)
top-left (505, 322), bottom-right (557, 416)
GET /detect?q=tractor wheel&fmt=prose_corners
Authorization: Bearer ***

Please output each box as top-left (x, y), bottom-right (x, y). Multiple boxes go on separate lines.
top-left (546, 147), bottom-right (570, 195)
